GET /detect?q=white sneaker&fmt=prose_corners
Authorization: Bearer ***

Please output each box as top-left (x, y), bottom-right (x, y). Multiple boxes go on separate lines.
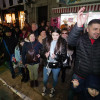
top-left (41, 87), bottom-right (47, 96)
top-left (49, 88), bottom-right (55, 97)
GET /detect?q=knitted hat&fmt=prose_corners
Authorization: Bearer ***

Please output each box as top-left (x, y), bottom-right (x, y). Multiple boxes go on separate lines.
top-left (85, 75), bottom-right (100, 91)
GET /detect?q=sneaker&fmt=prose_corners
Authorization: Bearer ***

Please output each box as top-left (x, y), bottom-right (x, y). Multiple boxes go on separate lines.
top-left (41, 87), bottom-right (47, 96)
top-left (49, 88), bottom-right (55, 97)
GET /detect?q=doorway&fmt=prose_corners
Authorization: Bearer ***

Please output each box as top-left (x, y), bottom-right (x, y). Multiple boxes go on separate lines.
top-left (38, 6), bottom-right (48, 25)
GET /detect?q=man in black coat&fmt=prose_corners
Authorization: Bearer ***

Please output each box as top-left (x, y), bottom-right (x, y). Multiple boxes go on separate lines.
top-left (68, 7), bottom-right (100, 100)
top-left (0, 27), bottom-right (18, 79)
top-left (31, 23), bottom-right (39, 38)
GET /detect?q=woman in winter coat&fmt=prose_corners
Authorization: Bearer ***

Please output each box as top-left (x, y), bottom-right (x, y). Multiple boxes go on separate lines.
top-left (22, 32), bottom-right (42, 87)
top-left (41, 27), bottom-right (67, 97)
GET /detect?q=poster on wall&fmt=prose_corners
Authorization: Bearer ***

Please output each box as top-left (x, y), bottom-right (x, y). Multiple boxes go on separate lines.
top-left (51, 17), bottom-right (61, 28)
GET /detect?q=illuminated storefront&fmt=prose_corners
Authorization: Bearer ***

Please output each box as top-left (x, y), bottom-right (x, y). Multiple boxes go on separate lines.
top-left (52, 3), bottom-right (100, 28)
top-left (19, 11), bottom-right (25, 29)
top-left (0, 17), bottom-right (2, 23)
top-left (2, 5), bottom-right (25, 29)
top-left (5, 13), bottom-right (15, 23)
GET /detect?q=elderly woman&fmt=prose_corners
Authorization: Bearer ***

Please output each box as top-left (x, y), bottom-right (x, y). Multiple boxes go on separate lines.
top-left (22, 32), bottom-right (42, 87)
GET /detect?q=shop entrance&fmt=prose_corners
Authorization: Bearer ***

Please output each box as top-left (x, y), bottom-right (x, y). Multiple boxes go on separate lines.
top-left (38, 6), bottom-right (48, 25)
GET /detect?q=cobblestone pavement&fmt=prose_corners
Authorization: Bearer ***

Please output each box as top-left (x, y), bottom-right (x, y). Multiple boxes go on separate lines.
top-left (0, 66), bottom-right (73, 100)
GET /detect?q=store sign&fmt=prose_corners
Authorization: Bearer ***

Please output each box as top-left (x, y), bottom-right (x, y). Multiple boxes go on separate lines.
top-left (68, 0), bottom-right (100, 4)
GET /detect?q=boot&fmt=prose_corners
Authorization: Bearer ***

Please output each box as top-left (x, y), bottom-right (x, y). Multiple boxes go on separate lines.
top-left (24, 68), bottom-right (29, 82)
top-left (21, 77), bottom-right (25, 82)
top-left (30, 80), bottom-right (34, 87)
top-left (35, 80), bottom-right (39, 87)
top-left (21, 68), bottom-right (27, 82)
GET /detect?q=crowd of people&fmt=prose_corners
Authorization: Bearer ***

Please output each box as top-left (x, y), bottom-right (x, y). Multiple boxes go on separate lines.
top-left (0, 7), bottom-right (100, 100)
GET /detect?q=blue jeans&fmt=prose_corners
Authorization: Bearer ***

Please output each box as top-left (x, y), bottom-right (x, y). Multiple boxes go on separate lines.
top-left (7, 61), bottom-right (15, 76)
top-left (43, 67), bottom-right (60, 88)
top-left (71, 74), bottom-right (85, 92)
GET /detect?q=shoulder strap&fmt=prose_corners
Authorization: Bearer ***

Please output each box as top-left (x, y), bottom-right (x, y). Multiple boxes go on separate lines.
top-left (3, 39), bottom-right (11, 56)
top-left (32, 41), bottom-right (38, 49)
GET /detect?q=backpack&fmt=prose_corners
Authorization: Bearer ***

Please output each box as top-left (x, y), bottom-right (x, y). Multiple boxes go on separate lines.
top-left (26, 42), bottom-right (38, 63)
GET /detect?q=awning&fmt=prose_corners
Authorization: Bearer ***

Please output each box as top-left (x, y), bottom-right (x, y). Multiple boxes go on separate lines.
top-left (52, 3), bottom-right (100, 14)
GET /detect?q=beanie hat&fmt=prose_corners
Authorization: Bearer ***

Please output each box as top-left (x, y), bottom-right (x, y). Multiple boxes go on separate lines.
top-left (85, 75), bottom-right (100, 91)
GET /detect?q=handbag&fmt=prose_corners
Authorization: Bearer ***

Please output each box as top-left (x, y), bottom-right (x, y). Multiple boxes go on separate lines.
top-left (48, 62), bottom-right (59, 68)
top-left (26, 42), bottom-right (38, 63)
top-left (62, 56), bottom-right (71, 69)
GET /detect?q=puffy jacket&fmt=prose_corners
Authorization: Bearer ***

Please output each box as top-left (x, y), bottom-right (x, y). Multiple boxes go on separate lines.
top-left (68, 24), bottom-right (100, 78)
top-left (40, 36), bottom-right (67, 67)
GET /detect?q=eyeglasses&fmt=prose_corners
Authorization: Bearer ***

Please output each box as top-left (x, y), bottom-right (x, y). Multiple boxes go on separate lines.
top-left (62, 32), bottom-right (68, 34)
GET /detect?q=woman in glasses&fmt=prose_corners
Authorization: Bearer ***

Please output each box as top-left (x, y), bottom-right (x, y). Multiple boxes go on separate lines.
top-left (61, 28), bottom-right (74, 83)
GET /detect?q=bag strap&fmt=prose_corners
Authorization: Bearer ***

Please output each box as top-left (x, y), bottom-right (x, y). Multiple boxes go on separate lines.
top-left (31, 41), bottom-right (38, 49)
top-left (3, 39), bottom-right (11, 56)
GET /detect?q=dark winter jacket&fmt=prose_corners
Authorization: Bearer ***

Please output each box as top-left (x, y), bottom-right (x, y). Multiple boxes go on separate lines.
top-left (22, 40), bottom-right (42, 65)
top-left (0, 36), bottom-right (18, 61)
top-left (68, 24), bottom-right (100, 78)
top-left (31, 29), bottom-right (39, 38)
top-left (40, 36), bottom-right (67, 67)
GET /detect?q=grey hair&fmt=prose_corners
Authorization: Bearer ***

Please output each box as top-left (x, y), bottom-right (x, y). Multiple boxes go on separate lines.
top-left (32, 23), bottom-right (38, 29)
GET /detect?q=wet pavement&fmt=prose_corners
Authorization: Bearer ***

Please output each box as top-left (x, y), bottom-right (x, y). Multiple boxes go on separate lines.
top-left (0, 65), bottom-right (73, 100)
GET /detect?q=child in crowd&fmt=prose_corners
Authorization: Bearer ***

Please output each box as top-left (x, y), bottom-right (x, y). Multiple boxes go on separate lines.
top-left (12, 38), bottom-right (29, 82)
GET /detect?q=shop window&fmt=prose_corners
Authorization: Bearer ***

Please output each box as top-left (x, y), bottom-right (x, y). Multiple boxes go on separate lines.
top-left (19, 11), bottom-right (25, 29)
top-left (12, 13), bottom-right (15, 24)
top-left (6, 14), bottom-right (12, 23)
top-left (5, 13), bottom-right (15, 24)
top-left (0, 17), bottom-right (2, 23)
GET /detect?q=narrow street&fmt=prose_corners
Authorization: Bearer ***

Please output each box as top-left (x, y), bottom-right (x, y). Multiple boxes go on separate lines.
top-left (0, 64), bottom-right (73, 100)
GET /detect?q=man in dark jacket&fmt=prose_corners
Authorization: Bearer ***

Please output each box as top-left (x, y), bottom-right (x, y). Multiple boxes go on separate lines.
top-left (68, 7), bottom-right (100, 99)
top-left (0, 27), bottom-right (18, 79)
top-left (31, 23), bottom-right (39, 38)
